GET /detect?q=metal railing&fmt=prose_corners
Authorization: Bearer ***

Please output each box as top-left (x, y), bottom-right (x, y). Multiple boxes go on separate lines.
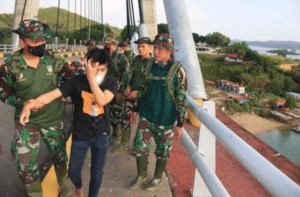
top-left (0, 44), bottom-right (86, 53)
top-left (0, 44), bottom-right (16, 52)
top-left (46, 44), bottom-right (86, 50)
top-left (184, 96), bottom-right (300, 196)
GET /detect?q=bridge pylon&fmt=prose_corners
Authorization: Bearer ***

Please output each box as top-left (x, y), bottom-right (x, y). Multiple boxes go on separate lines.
top-left (141, 0), bottom-right (158, 39)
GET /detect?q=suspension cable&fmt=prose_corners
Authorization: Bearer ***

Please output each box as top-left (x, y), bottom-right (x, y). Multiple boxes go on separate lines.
top-left (88, 0), bottom-right (91, 40)
top-left (85, 0), bottom-right (87, 29)
top-left (55, 0), bottom-right (61, 39)
top-left (94, 0), bottom-right (96, 39)
top-left (138, 0), bottom-right (144, 24)
top-left (91, 0), bottom-right (93, 39)
top-left (101, 0), bottom-right (104, 38)
top-left (80, 0), bottom-right (82, 42)
top-left (126, 0), bottom-right (131, 40)
top-left (74, 0), bottom-right (77, 44)
top-left (21, 0), bottom-right (28, 21)
top-left (130, 0), bottom-right (137, 33)
top-left (67, 0), bottom-right (70, 39)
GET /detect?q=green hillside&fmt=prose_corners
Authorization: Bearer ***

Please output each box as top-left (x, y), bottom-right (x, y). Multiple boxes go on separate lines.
top-left (0, 7), bottom-right (122, 44)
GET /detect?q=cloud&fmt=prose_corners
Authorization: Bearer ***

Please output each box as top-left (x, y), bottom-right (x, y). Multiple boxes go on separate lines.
top-left (187, 5), bottom-right (206, 35)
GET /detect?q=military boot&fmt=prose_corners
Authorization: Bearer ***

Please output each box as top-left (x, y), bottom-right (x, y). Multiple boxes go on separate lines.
top-left (109, 126), bottom-right (121, 147)
top-left (25, 179), bottom-right (43, 197)
top-left (145, 159), bottom-right (167, 191)
top-left (129, 159), bottom-right (148, 189)
top-left (113, 129), bottom-right (131, 153)
top-left (56, 165), bottom-right (72, 197)
top-left (57, 176), bottom-right (72, 197)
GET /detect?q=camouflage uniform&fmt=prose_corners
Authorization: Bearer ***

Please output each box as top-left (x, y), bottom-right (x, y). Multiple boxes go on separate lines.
top-left (104, 34), bottom-right (129, 147)
top-left (72, 61), bottom-right (86, 76)
top-left (85, 39), bottom-right (96, 48)
top-left (0, 20), bottom-right (72, 196)
top-left (129, 34), bottom-right (188, 191)
top-left (118, 41), bottom-right (136, 132)
top-left (11, 122), bottom-right (68, 185)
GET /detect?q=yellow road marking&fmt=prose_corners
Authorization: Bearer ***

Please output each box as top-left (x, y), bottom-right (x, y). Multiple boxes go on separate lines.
top-left (42, 135), bottom-right (72, 197)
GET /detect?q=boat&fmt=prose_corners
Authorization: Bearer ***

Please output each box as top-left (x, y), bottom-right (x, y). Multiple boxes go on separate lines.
top-left (292, 125), bottom-right (300, 133)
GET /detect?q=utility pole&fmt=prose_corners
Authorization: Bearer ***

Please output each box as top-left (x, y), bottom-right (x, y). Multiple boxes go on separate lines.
top-left (11, 0), bottom-right (40, 49)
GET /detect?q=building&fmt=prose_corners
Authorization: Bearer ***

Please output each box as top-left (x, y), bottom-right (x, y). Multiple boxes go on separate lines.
top-left (286, 92), bottom-right (300, 100)
top-left (275, 99), bottom-right (286, 108)
top-left (227, 96), bottom-right (250, 105)
top-left (224, 54), bottom-right (244, 62)
top-left (217, 80), bottom-right (245, 94)
top-left (205, 80), bottom-right (216, 89)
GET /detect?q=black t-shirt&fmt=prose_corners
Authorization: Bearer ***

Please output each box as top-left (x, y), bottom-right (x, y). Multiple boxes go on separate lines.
top-left (59, 75), bottom-right (118, 140)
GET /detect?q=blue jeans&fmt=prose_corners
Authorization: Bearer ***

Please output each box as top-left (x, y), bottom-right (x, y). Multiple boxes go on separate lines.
top-left (68, 133), bottom-right (109, 197)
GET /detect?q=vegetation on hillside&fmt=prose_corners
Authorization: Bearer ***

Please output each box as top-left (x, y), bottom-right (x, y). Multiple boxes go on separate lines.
top-left (267, 49), bottom-right (300, 58)
top-left (0, 8), bottom-right (122, 44)
top-left (199, 49), bottom-right (300, 98)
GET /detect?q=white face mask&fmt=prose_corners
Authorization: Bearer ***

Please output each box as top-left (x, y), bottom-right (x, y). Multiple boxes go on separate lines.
top-left (95, 74), bottom-right (104, 84)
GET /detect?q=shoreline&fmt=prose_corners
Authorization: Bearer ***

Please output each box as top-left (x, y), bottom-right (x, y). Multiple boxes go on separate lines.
top-left (228, 113), bottom-right (293, 135)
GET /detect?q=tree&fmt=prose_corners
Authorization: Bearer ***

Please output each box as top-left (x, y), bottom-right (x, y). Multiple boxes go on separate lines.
top-left (242, 103), bottom-right (250, 112)
top-left (120, 25), bottom-right (140, 41)
top-left (199, 35), bottom-right (207, 43)
top-left (192, 33), bottom-right (200, 43)
top-left (278, 49), bottom-right (288, 58)
top-left (250, 97), bottom-right (259, 106)
top-left (206, 32), bottom-right (230, 47)
top-left (157, 23), bottom-right (169, 34)
top-left (285, 95), bottom-right (297, 109)
top-left (284, 77), bottom-right (294, 92)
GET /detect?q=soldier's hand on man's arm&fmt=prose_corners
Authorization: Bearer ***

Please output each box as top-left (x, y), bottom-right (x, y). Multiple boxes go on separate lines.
top-left (19, 105), bottom-right (32, 126)
top-left (174, 126), bottom-right (183, 139)
top-left (127, 90), bottom-right (138, 100)
top-left (23, 99), bottom-right (45, 112)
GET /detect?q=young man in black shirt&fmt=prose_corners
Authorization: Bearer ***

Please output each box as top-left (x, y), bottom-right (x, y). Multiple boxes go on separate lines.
top-left (19, 49), bottom-right (118, 197)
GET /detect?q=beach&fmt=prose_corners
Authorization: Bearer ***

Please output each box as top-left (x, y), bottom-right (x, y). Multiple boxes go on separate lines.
top-left (229, 113), bottom-right (288, 135)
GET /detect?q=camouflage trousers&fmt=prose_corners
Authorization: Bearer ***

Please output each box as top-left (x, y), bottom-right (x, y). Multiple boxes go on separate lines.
top-left (109, 101), bottom-right (125, 127)
top-left (11, 122), bottom-right (68, 186)
top-left (120, 100), bottom-right (134, 130)
top-left (133, 116), bottom-right (174, 161)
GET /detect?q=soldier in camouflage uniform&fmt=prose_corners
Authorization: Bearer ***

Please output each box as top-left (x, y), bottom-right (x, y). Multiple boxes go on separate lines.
top-left (104, 34), bottom-right (129, 147)
top-left (113, 40), bottom-right (136, 153)
top-left (85, 39), bottom-right (96, 51)
top-left (113, 38), bottom-right (153, 153)
top-left (129, 34), bottom-right (188, 191)
top-left (0, 20), bottom-right (73, 197)
top-left (118, 40), bottom-right (135, 65)
top-left (72, 61), bottom-right (86, 76)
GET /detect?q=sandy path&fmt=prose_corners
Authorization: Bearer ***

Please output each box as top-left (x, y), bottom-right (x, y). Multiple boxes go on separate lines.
top-left (229, 113), bottom-right (288, 135)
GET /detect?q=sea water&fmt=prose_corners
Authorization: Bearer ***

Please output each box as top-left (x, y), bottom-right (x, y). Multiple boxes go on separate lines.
top-left (257, 128), bottom-right (300, 167)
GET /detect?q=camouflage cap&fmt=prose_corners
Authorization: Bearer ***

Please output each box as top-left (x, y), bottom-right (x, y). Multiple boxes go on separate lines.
top-left (104, 33), bottom-right (117, 45)
top-left (71, 61), bottom-right (83, 67)
top-left (118, 40), bottom-right (130, 47)
top-left (153, 33), bottom-right (177, 51)
top-left (134, 37), bottom-right (153, 45)
top-left (12, 20), bottom-right (52, 41)
top-left (85, 39), bottom-right (96, 46)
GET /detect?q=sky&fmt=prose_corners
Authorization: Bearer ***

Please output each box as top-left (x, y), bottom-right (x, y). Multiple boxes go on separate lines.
top-left (1, 0), bottom-right (299, 42)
